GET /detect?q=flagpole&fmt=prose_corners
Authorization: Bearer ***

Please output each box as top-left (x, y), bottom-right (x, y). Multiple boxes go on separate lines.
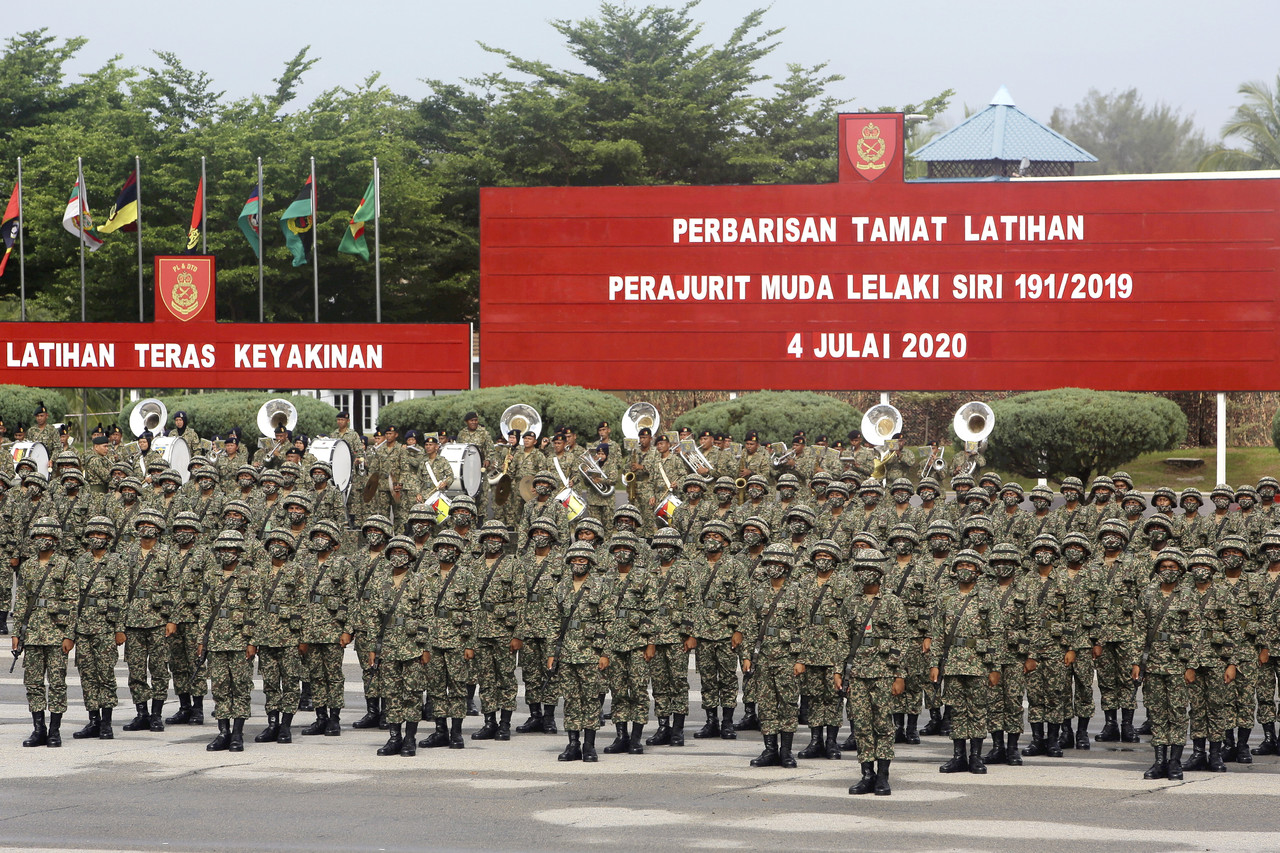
top-left (310, 155), bottom-right (318, 323)
top-left (373, 156), bottom-right (381, 323)
top-left (16, 157), bottom-right (25, 321)
top-left (257, 157), bottom-right (264, 322)
top-left (200, 156), bottom-right (207, 254)
top-left (77, 157), bottom-right (87, 322)
top-left (135, 155), bottom-right (144, 322)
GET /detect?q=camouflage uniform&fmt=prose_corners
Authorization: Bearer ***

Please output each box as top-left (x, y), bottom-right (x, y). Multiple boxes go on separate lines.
top-left (72, 519), bottom-right (128, 727)
top-left (504, 444), bottom-right (548, 530)
top-left (364, 536), bottom-right (428, 754)
top-left (1205, 484), bottom-right (1246, 550)
top-left (13, 519), bottom-right (77, 748)
top-left (1019, 544), bottom-right (1087, 757)
top-left (165, 513), bottom-right (216, 724)
top-left (1183, 551), bottom-right (1240, 769)
top-left (796, 540), bottom-right (856, 760)
top-left (987, 545), bottom-right (1030, 763)
top-left (254, 531), bottom-right (304, 727)
top-left (686, 520), bottom-right (750, 734)
top-left (84, 447), bottom-right (114, 497)
top-left (51, 477), bottom-right (92, 559)
top-left (645, 530), bottom-right (693, 745)
top-left (119, 511), bottom-right (175, 728)
top-left (307, 464), bottom-right (349, 531)
top-left (1218, 535), bottom-right (1265, 760)
top-left (199, 531), bottom-right (258, 750)
top-left (550, 543), bottom-right (615, 762)
top-left (518, 473), bottom-right (571, 551)
top-left (1092, 521), bottom-right (1144, 742)
top-left (420, 532), bottom-right (478, 747)
top-left (512, 519), bottom-right (564, 732)
top-left (1176, 489), bottom-right (1210, 552)
top-left (1253, 540), bottom-right (1280, 751)
top-left (1058, 533), bottom-right (1104, 733)
top-left (842, 550), bottom-right (910, 771)
top-left (883, 525), bottom-right (936, 735)
top-left (597, 533), bottom-right (658, 752)
top-left (470, 521), bottom-right (526, 739)
top-left (295, 520), bottom-right (353, 734)
top-left (350, 516), bottom-right (393, 727)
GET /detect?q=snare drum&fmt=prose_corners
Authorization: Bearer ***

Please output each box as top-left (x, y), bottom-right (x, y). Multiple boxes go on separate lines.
top-left (441, 442), bottom-right (482, 497)
top-left (555, 486), bottom-right (587, 522)
top-left (655, 493), bottom-right (683, 527)
top-left (152, 436), bottom-right (192, 482)
top-left (11, 441), bottom-right (49, 479)
top-left (310, 437), bottom-right (354, 492)
top-left (425, 490), bottom-right (453, 524)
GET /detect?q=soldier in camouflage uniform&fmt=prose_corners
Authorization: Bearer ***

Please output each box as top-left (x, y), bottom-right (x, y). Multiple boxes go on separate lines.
top-left (642, 529), bottom-right (692, 747)
top-left (470, 520), bottom-right (525, 741)
top-left (456, 412), bottom-right (492, 519)
top-left (84, 434), bottom-right (114, 498)
top-left (13, 518), bottom-right (78, 747)
top-left (513, 518), bottom-right (564, 734)
top-left (296, 520), bottom-right (352, 737)
top-left (884, 523), bottom-right (934, 744)
top-left (417, 531), bottom-right (477, 750)
top-left (930, 549), bottom-right (1004, 774)
top-left (252, 529), bottom-right (304, 745)
top-left (518, 472), bottom-right (569, 552)
top-left (350, 515), bottom-right (393, 729)
top-left (26, 402), bottom-right (59, 457)
top-left (1093, 519), bottom-right (1144, 744)
top-left (1235, 486), bottom-right (1266, 568)
top-left (796, 539), bottom-right (855, 761)
top-left (149, 470), bottom-right (183, 532)
top-left (199, 530), bottom-right (257, 752)
top-left (781, 503), bottom-right (818, 563)
top-left (991, 482), bottom-right (1030, 549)
top-left (182, 467), bottom-right (225, 533)
top-left (546, 542), bottom-right (614, 762)
top-left (53, 470), bottom-right (92, 559)
top-left (164, 512), bottom-right (214, 727)
top-left (687, 519), bottom-right (749, 738)
top-left (1251, 531), bottom-right (1280, 756)
top-left (505, 431), bottom-right (549, 530)
top-left (670, 475), bottom-right (713, 546)
top-left (599, 531), bottom-right (657, 754)
top-left (1180, 549), bottom-right (1241, 774)
top-left (1058, 532), bottom-right (1103, 749)
top-left (70, 516), bottom-right (127, 740)
top-left (1177, 488), bottom-right (1210, 552)
top-left (814, 482), bottom-right (854, 557)
top-left (307, 461), bottom-right (348, 530)
top-left (984, 544), bottom-right (1029, 765)
top-left (920, 520), bottom-right (959, 736)
top-left (1046, 477), bottom-right (1084, 541)
top-left (365, 535), bottom-right (428, 756)
top-left (1217, 535), bottom-right (1264, 762)
top-left (910, 477), bottom-right (945, 539)
top-left (1075, 475), bottom-right (1122, 539)
top-left (120, 508), bottom-right (174, 733)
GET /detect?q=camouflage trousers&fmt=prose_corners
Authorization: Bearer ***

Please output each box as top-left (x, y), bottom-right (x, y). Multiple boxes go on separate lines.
top-left (694, 637), bottom-right (739, 710)
top-left (1188, 664), bottom-right (1232, 741)
top-left (941, 674), bottom-right (989, 741)
top-left (425, 647), bottom-right (471, 719)
top-left (802, 664), bottom-right (841, 728)
top-left (124, 625), bottom-right (169, 704)
top-left (382, 657), bottom-right (427, 724)
top-left (1066, 655), bottom-right (1095, 719)
top-left (849, 676), bottom-right (895, 761)
top-left (1226, 656), bottom-right (1259, 729)
top-left (518, 637), bottom-right (557, 706)
top-left (74, 632), bottom-right (119, 710)
top-left (498, 495), bottom-right (523, 532)
top-left (923, 672), bottom-right (942, 710)
top-left (1096, 641), bottom-right (1137, 711)
top-left (474, 637), bottom-right (518, 713)
top-left (167, 621), bottom-right (201, 697)
top-left (354, 632), bottom-right (380, 700)
top-left (649, 642), bottom-right (690, 716)
top-left (754, 658), bottom-right (799, 736)
top-left (257, 645), bottom-right (302, 713)
top-left (23, 644), bottom-right (69, 713)
top-left (889, 643), bottom-right (929, 714)
top-left (559, 661), bottom-right (604, 731)
top-left (1257, 656), bottom-right (1280, 724)
top-left (209, 649), bottom-right (253, 720)
top-left (1144, 672), bottom-right (1189, 747)
top-left (989, 662), bottom-right (1027, 734)
top-left (1025, 655), bottom-right (1069, 723)
top-left (304, 643), bottom-right (346, 709)
top-left (604, 647), bottom-right (650, 724)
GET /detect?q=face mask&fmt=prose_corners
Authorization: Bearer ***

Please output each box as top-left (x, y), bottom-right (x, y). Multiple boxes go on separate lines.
top-left (813, 556), bottom-right (835, 573)
top-left (1158, 568), bottom-right (1181, 585)
top-left (174, 530), bottom-right (196, 546)
top-left (33, 536), bottom-right (56, 552)
top-left (1212, 497), bottom-right (1230, 511)
top-left (892, 541), bottom-right (913, 556)
top-left (216, 550), bottom-right (238, 566)
top-left (788, 521), bottom-right (808, 537)
top-left (655, 546), bottom-right (678, 562)
top-left (967, 531), bottom-right (988, 545)
top-left (263, 482), bottom-right (279, 495)
top-left (613, 549), bottom-right (634, 565)
top-left (929, 538), bottom-right (953, 555)
top-left (534, 484), bottom-right (552, 497)
top-left (743, 531), bottom-right (763, 547)
top-left (483, 539), bottom-right (504, 555)
top-left (1149, 529), bottom-right (1169, 545)
top-left (138, 525), bottom-right (159, 540)
top-left (1034, 550), bottom-right (1055, 566)
top-left (27, 484), bottom-right (42, 497)
top-left (198, 479), bottom-right (213, 491)
top-left (702, 537), bottom-right (725, 554)
top-left (121, 491), bottom-right (137, 504)
top-left (995, 562), bottom-right (1017, 578)
top-left (452, 512), bottom-right (473, 528)
top-left (856, 570), bottom-right (880, 587)
top-left (955, 568), bottom-right (978, 584)
top-left (1063, 546), bottom-right (1085, 563)
top-left (616, 519), bottom-right (636, 531)
top-left (63, 482), bottom-right (78, 495)
top-left (1240, 497), bottom-right (1255, 510)
top-left (225, 515), bottom-right (247, 531)
top-left (778, 487), bottom-right (796, 501)
top-left (919, 489), bottom-right (938, 503)
top-left (1266, 548), bottom-right (1280, 564)
top-left (747, 486), bottom-right (765, 500)
top-left (436, 547), bottom-right (459, 563)
top-left (308, 536), bottom-right (331, 552)
top-left (686, 490), bottom-right (703, 502)
top-left (716, 491), bottom-right (733, 505)
top-left (406, 522), bottom-right (429, 538)
top-left (1002, 495), bottom-right (1020, 508)
top-left (88, 534), bottom-right (110, 550)
top-left (281, 476), bottom-right (298, 488)
top-left (1031, 498), bottom-right (1051, 512)
top-left (1100, 535), bottom-right (1124, 551)
top-left (1063, 491), bottom-right (1080, 503)
top-left (1260, 489), bottom-right (1277, 501)
top-left (389, 551), bottom-right (411, 569)
top-left (1182, 501), bottom-right (1200, 512)
top-left (312, 473), bottom-right (328, 486)
top-left (269, 543), bottom-right (291, 560)
top-left (1094, 491), bottom-right (1112, 504)
top-left (1223, 554), bottom-right (1245, 570)
top-left (827, 495), bottom-right (846, 509)
top-left (861, 495), bottom-right (879, 508)
top-left (967, 503), bottom-right (985, 515)
top-left (162, 482), bottom-right (178, 495)
top-left (287, 510), bottom-right (306, 525)
top-left (764, 563), bottom-right (788, 580)
top-left (1123, 503), bottom-right (1142, 516)
top-left (893, 492), bottom-right (910, 505)
top-left (570, 560), bottom-right (591, 577)
top-left (531, 534), bottom-right (552, 549)
top-left (365, 531), bottom-right (387, 547)
top-left (239, 478), bottom-right (254, 489)
top-left (1191, 567), bottom-right (1212, 583)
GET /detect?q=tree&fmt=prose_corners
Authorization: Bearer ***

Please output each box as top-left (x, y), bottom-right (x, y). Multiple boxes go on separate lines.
top-left (379, 385), bottom-right (626, 439)
top-left (672, 391), bottom-right (863, 447)
top-left (1201, 73), bottom-right (1280, 171)
top-left (119, 392), bottom-right (336, 444)
top-left (986, 388), bottom-right (1185, 484)
top-left (1049, 88), bottom-right (1209, 175)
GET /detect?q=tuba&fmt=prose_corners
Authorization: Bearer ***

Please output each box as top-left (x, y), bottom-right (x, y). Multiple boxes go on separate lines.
top-left (622, 402), bottom-right (660, 442)
top-left (499, 404), bottom-right (542, 440)
top-left (130, 398), bottom-right (168, 437)
top-left (953, 401), bottom-right (994, 477)
top-left (861, 404), bottom-right (903, 480)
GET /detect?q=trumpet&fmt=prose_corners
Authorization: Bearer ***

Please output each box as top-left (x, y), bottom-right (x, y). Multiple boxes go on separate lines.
top-left (578, 456), bottom-right (615, 497)
top-left (488, 446), bottom-right (513, 486)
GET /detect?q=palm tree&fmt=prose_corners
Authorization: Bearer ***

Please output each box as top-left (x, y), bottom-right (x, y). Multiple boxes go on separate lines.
top-left (1200, 73), bottom-right (1280, 170)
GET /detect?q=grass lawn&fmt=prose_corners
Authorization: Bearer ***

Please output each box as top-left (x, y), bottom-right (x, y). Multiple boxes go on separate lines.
top-left (969, 447), bottom-right (1280, 492)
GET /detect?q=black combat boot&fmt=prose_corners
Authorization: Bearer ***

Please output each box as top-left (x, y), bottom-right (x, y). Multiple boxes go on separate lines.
top-left (1252, 722), bottom-right (1278, 755)
top-left (939, 706), bottom-right (953, 736)
top-left (45, 713), bottom-right (63, 748)
top-left (779, 731), bottom-right (797, 768)
top-left (298, 682), bottom-right (314, 712)
top-left (1120, 708), bottom-right (1139, 743)
top-left (939, 738), bottom-right (967, 773)
top-left (693, 707), bottom-right (720, 739)
top-left (921, 707), bottom-right (943, 736)
top-left (516, 703), bottom-right (543, 733)
top-left (1167, 743), bottom-right (1184, 780)
top-left (841, 729), bottom-right (859, 752)
top-left (1183, 737), bottom-right (1207, 771)
top-left (401, 722), bottom-right (418, 756)
top-left (1223, 727), bottom-right (1237, 762)
top-left (325, 708), bottom-right (341, 736)
top-left (22, 712), bottom-right (47, 747)
top-left (1207, 741), bottom-right (1228, 772)
top-left (189, 695), bottom-right (205, 725)
top-left (449, 717), bottom-right (465, 748)
top-left (797, 726), bottom-right (824, 759)
top-left (720, 707), bottom-right (737, 739)
top-left (377, 723), bottom-right (404, 756)
top-left (904, 713), bottom-right (920, 744)
top-left (541, 703), bottom-right (558, 735)
top-left (301, 707), bottom-right (329, 736)
top-left (277, 713), bottom-right (294, 744)
top-left (893, 713), bottom-right (906, 744)
top-left (1045, 723), bottom-right (1064, 758)
top-left (1022, 722), bottom-right (1047, 756)
top-left (229, 718), bottom-right (245, 751)
top-left (73, 710), bottom-right (101, 740)
top-left (254, 711), bottom-right (281, 743)
top-left (471, 712), bottom-right (499, 740)
top-left (420, 718), bottom-right (450, 748)
top-left (1096, 708), bottom-right (1120, 742)
top-left (165, 694), bottom-right (193, 725)
top-left (751, 734), bottom-right (780, 767)
top-left (1136, 717), bottom-right (1152, 736)
top-left (466, 683), bottom-right (480, 716)
top-left (496, 709), bottom-right (512, 741)
top-left (99, 707), bottom-right (114, 740)
top-left (824, 726), bottom-right (842, 759)
top-left (558, 731), bottom-right (582, 761)
top-left (670, 713), bottom-right (686, 747)
top-left (352, 698), bottom-right (380, 729)
top-left (1075, 717), bottom-right (1091, 750)
top-left (983, 731), bottom-right (1006, 765)
top-left (149, 699), bottom-right (165, 732)
top-left (603, 722), bottom-right (630, 754)
top-left (735, 702), bottom-right (760, 731)
top-left (848, 761), bottom-right (876, 794)
top-left (1143, 744), bottom-right (1167, 779)
top-left (646, 716), bottom-right (672, 746)
top-left (1237, 727), bottom-right (1255, 763)
top-left (581, 728), bottom-right (598, 762)
top-left (123, 702), bottom-right (150, 732)
top-left (1005, 733), bottom-right (1023, 765)
top-left (420, 698), bottom-right (434, 721)
top-left (0, 610), bottom-right (8, 634)
top-left (968, 738), bottom-right (987, 774)
top-left (207, 718), bottom-right (231, 751)
top-left (1059, 720), bottom-right (1074, 749)
top-left (628, 723), bottom-right (645, 754)
top-left (378, 698), bottom-right (388, 730)
top-left (874, 759), bottom-right (892, 795)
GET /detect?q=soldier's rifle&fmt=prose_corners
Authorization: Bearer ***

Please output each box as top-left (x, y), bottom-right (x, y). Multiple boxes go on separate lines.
top-left (933, 594), bottom-right (977, 694)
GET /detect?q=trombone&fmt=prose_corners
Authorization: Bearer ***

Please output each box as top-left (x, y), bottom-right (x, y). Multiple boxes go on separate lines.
top-left (920, 445), bottom-right (946, 479)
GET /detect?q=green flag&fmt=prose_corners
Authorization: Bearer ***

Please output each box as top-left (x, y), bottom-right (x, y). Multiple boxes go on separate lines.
top-left (279, 174), bottom-right (314, 267)
top-left (337, 177), bottom-right (377, 261)
top-left (237, 182), bottom-right (261, 256)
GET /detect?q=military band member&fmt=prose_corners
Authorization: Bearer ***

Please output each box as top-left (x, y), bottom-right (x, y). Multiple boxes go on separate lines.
top-left (27, 402), bottom-right (60, 457)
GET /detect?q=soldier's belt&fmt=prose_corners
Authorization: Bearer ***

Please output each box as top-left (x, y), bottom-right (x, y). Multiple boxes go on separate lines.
top-left (392, 616), bottom-right (406, 627)
top-left (568, 618), bottom-right (581, 630)
top-left (35, 597), bottom-right (52, 608)
top-left (616, 608), bottom-right (630, 619)
top-left (309, 594), bottom-right (326, 604)
top-left (810, 615), bottom-right (828, 626)
top-left (435, 607), bottom-right (450, 618)
top-left (135, 588), bottom-right (151, 599)
top-left (84, 596), bottom-right (103, 607)
top-left (266, 604), bottom-right (282, 614)
top-left (763, 626), bottom-right (781, 638)
top-left (218, 608), bottom-right (231, 618)
top-left (951, 636), bottom-right (980, 649)
top-left (656, 606), bottom-right (671, 617)
top-left (528, 593), bottom-right (545, 604)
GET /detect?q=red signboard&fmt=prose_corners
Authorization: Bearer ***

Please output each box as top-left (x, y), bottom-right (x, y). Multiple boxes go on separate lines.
top-left (480, 118), bottom-right (1280, 391)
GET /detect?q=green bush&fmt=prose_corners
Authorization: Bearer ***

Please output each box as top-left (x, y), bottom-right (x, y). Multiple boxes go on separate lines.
top-left (672, 391), bottom-right (864, 445)
top-left (379, 385), bottom-right (627, 440)
top-left (0, 385), bottom-right (69, 431)
top-left (988, 388), bottom-right (1186, 483)
top-left (120, 392), bottom-right (338, 443)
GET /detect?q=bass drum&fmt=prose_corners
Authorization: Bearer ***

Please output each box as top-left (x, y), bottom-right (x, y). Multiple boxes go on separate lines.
top-left (152, 436), bottom-right (192, 483)
top-left (10, 441), bottom-right (50, 479)
top-left (441, 442), bottom-right (482, 497)
top-left (310, 437), bottom-right (353, 492)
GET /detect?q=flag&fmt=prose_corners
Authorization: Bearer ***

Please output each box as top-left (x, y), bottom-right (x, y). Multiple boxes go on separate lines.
top-left (337, 177), bottom-right (376, 261)
top-left (97, 170), bottom-right (139, 234)
top-left (61, 179), bottom-right (105, 252)
top-left (279, 174), bottom-right (314, 267)
top-left (184, 176), bottom-right (204, 254)
top-left (237, 182), bottom-right (262, 256)
top-left (0, 181), bottom-right (18, 278)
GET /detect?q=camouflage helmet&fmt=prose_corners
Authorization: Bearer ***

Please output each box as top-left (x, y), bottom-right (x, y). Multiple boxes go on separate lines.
top-left (156, 468), bottom-right (182, 486)
top-left (432, 530), bottom-right (465, 553)
top-left (1060, 532), bottom-right (1093, 557)
top-left (1209, 483), bottom-right (1234, 503)
top-left (134, 508), bottom-right (166, 530)
top-left (1029, 484), bottom-right (1055, 503)
top-left (1235, 484), bottom-right (1259, 503)
top-left (990, 542), bottom-right (1021, 564)
top-left (809, 472), bottom-right (832, 490)
top-left (172, 511), bottom-right (202, 533)
top-left (188, 454), bottom-right (212, 471)
top-left (21, 473), bottom-right (46, 489)
top-left (1216, 535), bottom-right (1249, 558)
top-left (760, 543), bottom-right (796, 569)
top-left (951, 549), bottom-right (988, 571)
top-left (85, 515), bottom-right (116, 538)
top-left (701, 519), bottom-right (734, 541)
top-left (573, 516), bottom-right (606, 540)
top-left (851, 548), bottom-right (888, 572)
top-left (962, 514), bottom-right (993, 535)
top-left (235, 464), bottom-right (259, 482)
top-left (740, 515), bottom-right (772, 539)
top-left (1030, 533), bottom-right (1061, 555)
top-left (449, 494), bottom-right (478, 516)
top-left (612, 504), bottom-right (643, 526)
top-left (745, 474), bottom-right (769, 489)
top-left (1152, 486), bottom-right (1177, 506)
top-left (916, 476), bottom-right (941, 496)
top-left (259, 469), bottom-right (283, 484)
top-left (1060, 477), bottom-right (1084, 494)
top-left (680, 474), bottom-right (707, 493)
top-left (308, 460), bottom-right (334, 479)
top-left (889, 477), bottom-right (914, 496)
top-left (783, 504), bottom-right (816, 528)
top-left (310, 519), bottom-right (343, 545)
top-left (362, 514), bottom-right (394, 536)
top-left (776, 473), bottom-right (802, 489)
top-left (925, 520), bottom-right (958, 541)
top-left (0, 472), bottom-right (12, 488)
top-left (1187, 548), bottom-right (1220, 573)
top-left (651, 529), bottom-right (683, 551)
top-left (528, 518), bottom-right (560, 540)
top-left (118, 476), bottom-right (144, 493)
top-left (808, 538), bottom-right (842, 562)
top-left (1143, 513), bottom-right (1174, 534)
top-left (60, 469), bottom-right (86, 485)
top-left (1110, 471), bottom-right (1134, 489)
top-left (223, 499), bottom-right (253, 518)
top-left (478, 519), bottom-right (510, 543)
top-left (282, 492), bottom-right (313, 511)
top-left (407, 503), bottom-right (435, 524)
top-left (823, 480), bottom-right (850, 497)
top-left (608, 531), bottom-right (640, 553)
top-left (193, 465), bottom-right (219, 483)
top-left (1097, 519), bottom-right (1131, 543)
top-left (212, 529), bottom-right (246, 552)
top-left (278, 461), bottom-right (302, 478)
top-left (978, 471), bottom-right (1002, 490)
top-left (54, 449), bottom-right (80, 466)
top-left (711, 476), bottom-right (737, 494)
top-left (949, 474), bottom-right (975, 491)
top-left (849, 531), bottom-right (881, 551)
top-left (1120, 491), bottom-right (1148, 511)
top-left (531, 471), bottom-right (557, 488)
top-left (998, 481), bottom-right (1024, 499)
top-left (1257, 475), bottom-right (1280, 493)
top-left (565, 541), bottom-right (598, 566)
top-left (887, 523), bottom-right (920, 545)
top-left (386, 535), bottom-right (419, 561)
top-left (963, 487), bottom-right (992, 507)
top-left (148, 459), bottom-right (171, 474)
top-left (109, 462), bottom-right (132, 478)
top-left (1260, 530), bottom-right (1280, 550)
top-left (1179, 487), bottom-right (1203, 507)
top-left (1087, 475), bottom-right (1115, 497)
top-left (264, 529), bottom-right (297, 552)
top-left (858, 479), bottom-right (885, 498)
top-left (1154, 548), bottom-right (1187, 571)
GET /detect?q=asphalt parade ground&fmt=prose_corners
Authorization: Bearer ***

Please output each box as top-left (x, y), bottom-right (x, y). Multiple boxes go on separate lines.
top-left (2, 651), bottom-right (1280, 853)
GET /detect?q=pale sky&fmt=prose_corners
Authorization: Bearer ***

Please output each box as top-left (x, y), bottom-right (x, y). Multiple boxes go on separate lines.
top-left (10, 0), bottom-right (1277, 137)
